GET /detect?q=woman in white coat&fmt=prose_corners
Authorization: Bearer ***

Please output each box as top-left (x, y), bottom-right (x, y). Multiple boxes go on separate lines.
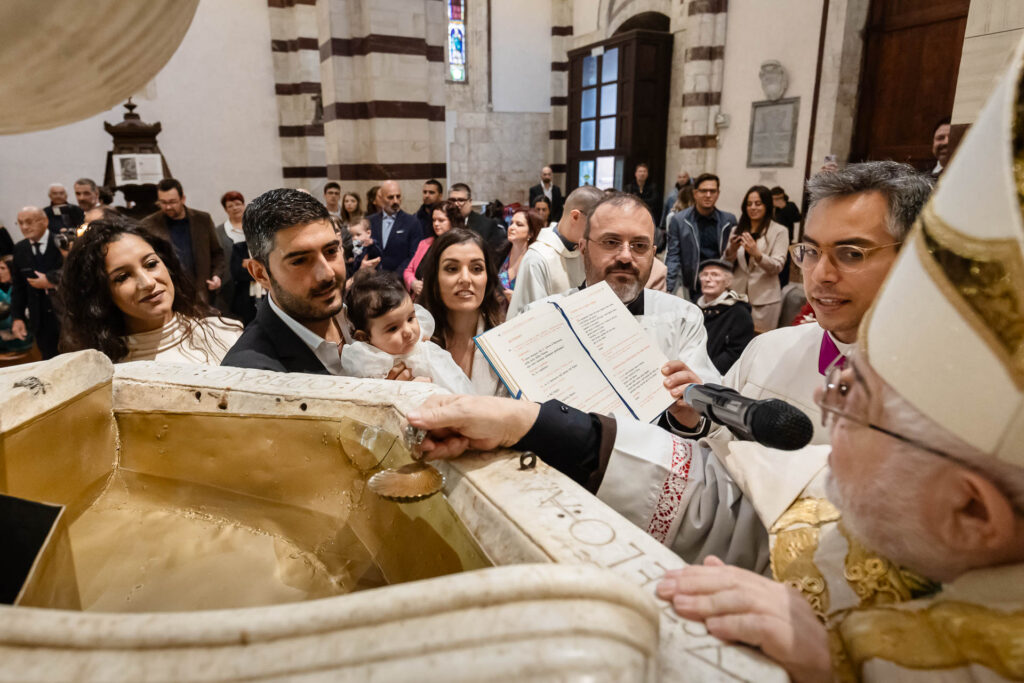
top-left (724, 185), bottom-right (789, 332)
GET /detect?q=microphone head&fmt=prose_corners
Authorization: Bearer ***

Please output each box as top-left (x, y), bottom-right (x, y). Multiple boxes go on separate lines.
top-left (748, 399), bottom-right (814, 450)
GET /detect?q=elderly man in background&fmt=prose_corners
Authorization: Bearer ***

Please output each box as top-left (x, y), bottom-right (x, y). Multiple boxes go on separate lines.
top-left (43, 183), bottom-right (84, 233)
top-left (695, 259), bottom-right (753, 374)
top-left (9, 206), bottom-right (62, 358)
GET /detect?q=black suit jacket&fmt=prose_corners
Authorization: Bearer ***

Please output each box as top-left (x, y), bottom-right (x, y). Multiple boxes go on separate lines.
top-left (140, 207), bottom-right (224, 302)
top-left (44, 204), bottom-right (84, 232)
top-left (626, 181), bottom-right (661, 222)
top-left (220, 298), bottom-right (329, 374)
top-left (465, 211), bottom-right (508, 256)
top-left (10, 234), bottom-right (63, 333)
top-left (528, 184), bottom-right (564, 221)
top-left (0, 227), bottom-right (14, 259)
top-left (368, 210), bottom-right (422, 274)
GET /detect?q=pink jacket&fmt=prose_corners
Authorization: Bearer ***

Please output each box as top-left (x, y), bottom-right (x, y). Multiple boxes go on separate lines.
top-left (403, 236), bottom-right (434, 290)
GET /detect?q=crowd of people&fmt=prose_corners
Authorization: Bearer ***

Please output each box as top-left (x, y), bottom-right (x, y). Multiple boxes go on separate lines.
top-left (1, 164), bottom-right (801, 378)
top-left (3, 78), bottom-right (1018, 678)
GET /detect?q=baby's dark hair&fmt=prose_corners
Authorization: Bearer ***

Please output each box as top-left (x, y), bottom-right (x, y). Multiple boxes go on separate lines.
top-left (344, 269), bottom-right (410, 333)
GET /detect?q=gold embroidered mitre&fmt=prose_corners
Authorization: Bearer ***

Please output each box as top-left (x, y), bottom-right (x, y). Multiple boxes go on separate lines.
top-left (860, 36), bottom-right (1024, 466)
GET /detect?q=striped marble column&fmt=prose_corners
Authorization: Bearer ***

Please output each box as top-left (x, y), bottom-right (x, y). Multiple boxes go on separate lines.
top-left (268, 0), bottom-right (327, 191)
top-left (316, 0), bottom-right (447, 201)
top-left (678, 0), bottom-right (727, 174)
top-left (549, 0), bottom-right (572, 189)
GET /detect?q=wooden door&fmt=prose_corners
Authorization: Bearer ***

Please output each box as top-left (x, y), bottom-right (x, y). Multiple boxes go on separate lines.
top-left (566, 30), bottom-right (673, 192)
top-left (850, 0), bottom-right (969, 170)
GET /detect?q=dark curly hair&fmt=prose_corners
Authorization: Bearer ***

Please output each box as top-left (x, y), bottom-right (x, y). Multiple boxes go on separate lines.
top-left (58, 215), bottom-right (215, 361)
top-left (418, 228), bottom-right (504, 349)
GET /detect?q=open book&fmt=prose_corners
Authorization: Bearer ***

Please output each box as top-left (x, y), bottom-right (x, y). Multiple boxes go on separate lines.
top-left (475, 282), bottom-right (673, 422)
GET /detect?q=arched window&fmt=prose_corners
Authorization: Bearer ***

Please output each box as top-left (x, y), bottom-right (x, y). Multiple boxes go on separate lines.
top-left (448, 1), bottom-right (467, 82)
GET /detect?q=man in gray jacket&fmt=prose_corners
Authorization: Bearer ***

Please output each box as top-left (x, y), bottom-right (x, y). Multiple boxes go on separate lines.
top-left (664, 173), bottom-right (736, 300)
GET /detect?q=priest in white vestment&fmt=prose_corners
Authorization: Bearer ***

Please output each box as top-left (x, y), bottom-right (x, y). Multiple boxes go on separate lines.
top-left (653, 37), bottom-right (1024, 682)
top-left (506, 186), bottom-right (603, 319)
top-left (525, 192), bottom-right (722, 434)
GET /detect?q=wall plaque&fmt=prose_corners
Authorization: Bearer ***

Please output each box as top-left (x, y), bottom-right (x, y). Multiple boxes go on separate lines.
top-left (747, 97), bottom-right (800, 167)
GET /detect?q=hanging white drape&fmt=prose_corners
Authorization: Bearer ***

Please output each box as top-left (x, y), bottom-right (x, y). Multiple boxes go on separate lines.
top-left (0, 0), bottom-right (199, 134)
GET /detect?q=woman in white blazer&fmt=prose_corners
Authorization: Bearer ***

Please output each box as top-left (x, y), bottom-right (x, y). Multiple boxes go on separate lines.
top-left (724, 185), bottom-right (789, 332)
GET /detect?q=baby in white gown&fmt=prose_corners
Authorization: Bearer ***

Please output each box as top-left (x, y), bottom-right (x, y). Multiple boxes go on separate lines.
top-left (341, 270), bottom-right (473, 394)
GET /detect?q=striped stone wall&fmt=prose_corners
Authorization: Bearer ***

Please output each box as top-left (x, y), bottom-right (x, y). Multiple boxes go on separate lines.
top-left (267, 0), bottom-right (447, 201)
top-left (550, 0), bottom-right (573, 188)
top-left (678, 0), bottom-right (727, 174)
top-left (268, 0), bottom-right (327, 192)
top-left (317, 0), bottom-right (447, 202)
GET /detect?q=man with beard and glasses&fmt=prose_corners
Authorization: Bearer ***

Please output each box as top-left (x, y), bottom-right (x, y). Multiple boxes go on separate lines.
top-left (526, 192), bottom-right (720, 436)
top-left (221, 188), bottom-right (411, 379)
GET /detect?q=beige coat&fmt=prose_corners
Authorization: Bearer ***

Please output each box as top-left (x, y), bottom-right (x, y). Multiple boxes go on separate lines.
top-left (726, 221), bottom-right (788, 306)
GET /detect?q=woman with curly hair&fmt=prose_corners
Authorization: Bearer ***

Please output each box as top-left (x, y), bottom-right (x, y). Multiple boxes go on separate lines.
top-left (59, 215), bottom-right (242, 364)
top-left (418, 228), bottom-right (507, 395)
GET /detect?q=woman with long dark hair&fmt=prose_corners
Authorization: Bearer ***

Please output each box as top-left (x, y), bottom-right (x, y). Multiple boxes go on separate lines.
top-left (59, 215), bottom-right (241, 363)
top-left (723, 184), bottom-right (789, 332)
top-left (418, 228), bottom-right (507, 395)
top-left (404, 199), bottom-right (464, 297)
top-left (340, 191), bottom-right (363, 228)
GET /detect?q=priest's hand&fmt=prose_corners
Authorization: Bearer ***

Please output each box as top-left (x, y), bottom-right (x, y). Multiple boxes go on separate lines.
top-left (662, 360), bottom-right (703, 429)
top-left (407, 395), bottom-right (540, 460)
top-left (656, 556), bottom-right (832, 683)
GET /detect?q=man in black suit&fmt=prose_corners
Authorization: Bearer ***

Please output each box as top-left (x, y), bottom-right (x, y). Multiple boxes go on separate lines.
top-left (43, 183), bottom-right (85, 233)
top-left (365, 180), bottom-right (422, 275)
top-left (528, 166), bottom-right (564, 222)
top-left (416, 179), bottom-right (443, 236)
top-left (10, 206), bottom-right (63, 358)
top-left (449, 182), bottom-right (507, 255)
top-left (625, 162), bottom-right (661, 222)
top-left (221, 188), bottom-right (412, 378)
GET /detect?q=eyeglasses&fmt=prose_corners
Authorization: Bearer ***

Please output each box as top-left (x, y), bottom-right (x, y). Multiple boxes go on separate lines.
top-left (789, 242), bottom-right (900, 272)
top-left (586, 237), bottom-right (653, 255)
top-left (815, 361), bottom-right (955, 461)
top-left (450, 197), bottom-right (469, 204)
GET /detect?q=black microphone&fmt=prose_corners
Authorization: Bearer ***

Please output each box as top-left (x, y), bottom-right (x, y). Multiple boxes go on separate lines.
top-left (683, 383), bottom-right (813, 450)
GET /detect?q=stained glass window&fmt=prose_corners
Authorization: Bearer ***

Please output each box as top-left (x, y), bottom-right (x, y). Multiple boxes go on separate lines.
top-left (448, 0), bottom-right (467, 82)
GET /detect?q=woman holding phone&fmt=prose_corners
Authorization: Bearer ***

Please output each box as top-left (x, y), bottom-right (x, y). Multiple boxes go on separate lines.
top-left (723, 185), bottom-right (789, 332)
